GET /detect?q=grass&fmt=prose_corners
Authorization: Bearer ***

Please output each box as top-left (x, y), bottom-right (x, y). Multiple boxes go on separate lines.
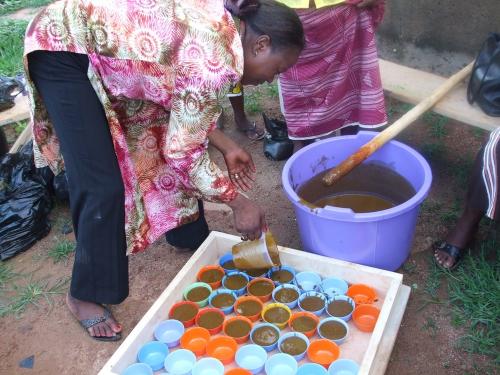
top-left (47, 239), bottom-right (75, 264)
top-left (0, 262), bottom-right (16, 290)
top-left (13, 120), bottom-right (27, 137)
top-left (421, 316), bottom-right (439, 337)
top-left (423, 112), bottom-right (449, 139)
top-left (244, 91), bottom-right (263, 114)
top-left (265, 81), bottom-right (279, 98)
top-left (0, 18), bottom-right (28, 76)
top-left (420, 142), bottom-right (443, 161)
top-left (0, 0), bottom-right (51, 16)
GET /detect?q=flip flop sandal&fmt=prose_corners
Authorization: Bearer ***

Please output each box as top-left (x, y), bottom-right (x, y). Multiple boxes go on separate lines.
top-left (240, 121), bottom-right (265, 141)
top-left (79, 305), bottom-right (122, 342)
top-left (433, 241), bottom-right (463, 271)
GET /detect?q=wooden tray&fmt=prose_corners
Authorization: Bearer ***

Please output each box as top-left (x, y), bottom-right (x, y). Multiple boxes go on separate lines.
top-left (99, 231), bottom-right (410, 375)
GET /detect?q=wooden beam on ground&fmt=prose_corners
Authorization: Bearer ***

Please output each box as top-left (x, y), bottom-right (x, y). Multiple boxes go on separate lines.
top-left (0, 95), bottom-right (29, 127)
top-left (379, 59), bottom-right (499, 132)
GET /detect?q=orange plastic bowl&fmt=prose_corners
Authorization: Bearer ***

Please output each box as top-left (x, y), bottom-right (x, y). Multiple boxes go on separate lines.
top-left (223, 316), bottom-right (253, 344)
top-left (352, 304), bottom-right (380, 332)
top-left (307, 339), bottom-right (340, 368)
top-left (246, 277), bottom-right (275, 302)
top-left (346, 284), bottom-right (378, 305)
top-left (168, 301), bottom-right (199, 327)
top-left (207, 336), bottom-right (238, 365)
top-left (225, 369), bottom-right (252, 375)
top-left (180, 326), bottom-right (211, 356)
top-left (195, 307), bottom-right (225, 334)
top-left (197, 265), bottom-right (226, 289)
top-left (288, 311), bottom-right (320, 338)
top-left (234, 295), bottom-right (264, 322)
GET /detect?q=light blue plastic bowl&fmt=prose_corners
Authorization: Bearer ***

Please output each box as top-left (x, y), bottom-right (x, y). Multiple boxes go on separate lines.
top-left (317, 317), bottom-right (349, 345)
top-left (121, 363), bottom-right (153, 375)
top-left (325, 295), bottom-right (355, 322)
top-left (328, 359), bottom-right (360, 375)
top-left (294, 272), bottom-right (321, 292)
top-left (267, 266), bottom-right (296, 285)
top-left (250, 323), bottom-right (280, 352)
top-left (137, 341), bottom-right (168, 371)
top-left (154, 320), bottom-right (185, 348)
top-left (236, 344), bottom-right (268, 374)
top-left (277, 332), bottom-right (310, 361)
top-left (222, 271), bottom-right (250, 297)
top-left (318, 278), bottom-right (349, 298)
top-left (219, 252), bottom-right (236, 273)
top-left (297, 363), bottom-right (329, 375)
top-left (272, 284), bottom-right (301, 309)
top-left (164, 349), bottom-right (196, 375)
top-left (192, 357), bottom-right (224, 375)
top-left (265, 353), bottom-right (298, 375)
top-left (298, 291), bottom-right (327, 316)
top-left (208, 288), bottom-right (238, 314)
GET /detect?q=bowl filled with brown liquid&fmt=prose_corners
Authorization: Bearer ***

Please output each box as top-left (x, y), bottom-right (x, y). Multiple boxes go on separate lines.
top-left (182, 282), bottom-right (212, 308)
top-left (277, 331), bottom-right (310, 361)
top-left (272, 283), bottom-right (301, 309)
top-left (267, 266), bottom-right (296, 286)
top-left (317, 317), bottom-right (349, 345)
top-left (222, 271), bottom-right (249, 297)
top-left (209, 289), bottom-right (237, 315)
top-left (326, 295), bottom-right (355, 321)
top-left (298, 291), bottom-right (326, 316)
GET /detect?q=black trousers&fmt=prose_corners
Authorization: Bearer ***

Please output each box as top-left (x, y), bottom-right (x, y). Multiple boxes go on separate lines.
top-left (28, 51), bottom-right (209, 304)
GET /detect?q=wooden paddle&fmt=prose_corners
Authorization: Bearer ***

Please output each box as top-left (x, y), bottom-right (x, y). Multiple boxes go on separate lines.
top-left (322, 62), bottom-right (474, 186)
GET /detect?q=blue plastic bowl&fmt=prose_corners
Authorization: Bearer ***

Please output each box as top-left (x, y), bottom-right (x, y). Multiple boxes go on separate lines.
top-left (294, 272), bottom-right (321, 292)
top-left (222, 271), bottom-right (250, 297)
top-left (298, 291), bottom-right (326, 316)
top-left (318, 277), bottom-right (349, 298)
top-left (328, 359), bottom-right (360, 375)
top-left (236, 344), bottom-right (268, 374)
top-left (297, 363), bottom-right (329, 375)
top-left (219, 252), bottom-right (236, 273)
top-left (154, 320), bottom-right (185, 348)
top-left (277, 332), bottom-right (310, 361)
top-left (317, 317), bottom-right (349, 345)
top-left (267, 266), bottom-right (296, 285)
top-left (137, 341), bottom-right (168, 371)
top-left (325, 295), bottom-right (355, 322)
top-left (164, 349), bottom-right (196, 375)
top-left (265, 353), bottom-right (298, 375)
top-left (121, 363), bottom-right (154, 375)
top-left (192, 357), bottom-right (224, 375)
top-left (250, 323), bottom-right (280, 352)
top-left (272, 284), bottom-right (301, 309)
top-left (208, 289), bottom-right (238, 314)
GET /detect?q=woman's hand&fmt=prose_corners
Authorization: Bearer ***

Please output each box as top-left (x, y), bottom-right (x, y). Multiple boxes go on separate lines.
top-left (224, 146), bottom-right (256, 191)
top-left (227, 194), bottom-right (266, 241)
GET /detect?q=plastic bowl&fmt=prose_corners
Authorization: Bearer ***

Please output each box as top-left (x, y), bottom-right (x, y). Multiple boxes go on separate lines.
top-left (195, 308), bottom-right (225, 334)
top-left (298, 291), bottom-right (326, 316)
top-left (244, 268), bottom-right (270, 280)
top-left (289, 311), bottom-right (320, 338)
top-left (222, 271), bottom-right (250, 297)
top-left (192, 357), bottom-right (225, 375)
top-left (209, 289), bottom-right (237, 315)
top-left (317, 278), bottom-right (348, 298)
top-left (197, 265), bottom-right (226, 289)
top-left (234, 296), bottom-right (264, 322)
top-left (169, 301), bottom-right (200, 327)
top-left (328, 359), bottom-right (360, 375)
top-left (317, 317), bottom-right (349, 345)
top-left (247, 277), bottom-right (275, 302)
top-left (264, 353), bottom-right (298, 375)
top-left (325, 295), bottom-right (355, 322)
top-left (225, 369), bottom-right (252, 375)
top-left (307, 339), bottom-right (340, 368)
top-left (219, 252), bottom-right (237, 273)
top-left (297, 363), bottom-right (329, 375)
top-left (235, 344), bottom-right (268, 374)
top-left (164, 349), bottom-right (196, 375)
top-left (137, 340), bottom-right (169, 371)
top-left (294, 271), bottom-right (321, 292)
top-left (121, 363), bottom-right (154, 375)
top-left (346, 284), bottom-right (377, 305)
top-left (267, 266), bottom-right (296, 286)
top-left (250, 323), bottom-right (280, 352)
top-left (277, 332), bottom-right (310, 361)
top-left (352, 304), bottom-right (380, 332)
top-left (261, 303), bottom-right (292, 329)
top-left (223, 316), bottom-right (253, 344)
top-left (154, 319), bottom-right (185, 348)
top-left (207, 336), bottom-right (238, 365)
top-left (180, 326), bottom-right (210, 356)
top-left (183, 282), bottom-right (213, 307)
top-left (272, 284), bottom-right (301, 309)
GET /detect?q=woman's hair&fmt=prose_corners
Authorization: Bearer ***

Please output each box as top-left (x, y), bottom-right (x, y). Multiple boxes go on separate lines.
top-left (225, 0), bottom-right (305, 51)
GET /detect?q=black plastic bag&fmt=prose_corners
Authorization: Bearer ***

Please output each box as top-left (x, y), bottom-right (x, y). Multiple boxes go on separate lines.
top-left (262, 113), bottom-right (294, 161)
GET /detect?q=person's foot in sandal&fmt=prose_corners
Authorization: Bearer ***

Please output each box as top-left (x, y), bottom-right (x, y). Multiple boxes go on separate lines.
top-left (66, 293), bottom-right (122, 341)
top-left (234, 114), bottom-right (265, 141)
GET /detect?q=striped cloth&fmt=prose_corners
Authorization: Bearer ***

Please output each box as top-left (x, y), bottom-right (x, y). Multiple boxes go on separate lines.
top-left (482, 127), bottom-right (500, 219)
top-left (278, 3), bottom-right (387, 140)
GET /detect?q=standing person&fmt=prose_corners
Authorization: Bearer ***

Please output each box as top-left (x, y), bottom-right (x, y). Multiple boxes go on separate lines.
top-left (24, 0), bottom-right (304, 341)
top-left (434, 127), bottom-right (500, 270)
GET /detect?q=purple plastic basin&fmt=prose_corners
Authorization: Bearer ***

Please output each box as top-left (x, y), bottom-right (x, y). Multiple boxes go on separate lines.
top-left (282, 131), bottom-right (432, 271)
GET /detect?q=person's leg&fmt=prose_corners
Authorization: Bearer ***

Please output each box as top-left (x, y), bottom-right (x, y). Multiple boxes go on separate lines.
top-left (28, 51), bottom-right (127, 339)
top-left (165, 200), bottom-right (210, 250)
top-left (229, 93), bottom-right (264, 141)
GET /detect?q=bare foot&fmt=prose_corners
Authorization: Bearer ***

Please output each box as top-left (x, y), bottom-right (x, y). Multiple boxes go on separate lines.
top-left (66, 293), bottom-right (122, 339)
top-left (235, 115), bottom-right (264, 141)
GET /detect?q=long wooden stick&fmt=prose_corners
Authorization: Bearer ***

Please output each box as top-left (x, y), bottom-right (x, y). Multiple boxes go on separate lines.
top-left (322, 62), bottom-right (474, 186)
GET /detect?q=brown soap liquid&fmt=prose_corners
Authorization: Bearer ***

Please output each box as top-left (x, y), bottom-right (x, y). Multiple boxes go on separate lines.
top-left (275, 288), bottom-right (299, 303)
top-left (298, 163), bottom-right (416, 213)
top-left (236, 300), bottom-right (262, 316)
top-left (270, 270), bottom-right (294, 283)
top-left (225, 320), bottom-right (251, 338)
top-left (211, 293), bottom-right (235, 308)
top-left (171, 304), bottom-right (198, 321)
top-left (222, 260), bottom-right (236, 270)
top-left (252, 326), bottom-right (279, 346)
top-left (198, 311), bottom-right (224, 329)
top-left (280, 337), bottom-right (307, 356)
top-left (291, 316), bottom-right (317, 332)
top-left (187, 286), bottom-right (211, 302)
top-left (200, 269), bottom-right (224, 284)
top-left (319, 320), bottom-right (347, 340)
top-left (327, 300), bottom-right (353, 317)
top-left (248, 280), bottom-right (274, 296)
top-left (300, 296), bottom-right (324, 312)
top-left (224, 274), bottom-right (248, 290)
top-left (264, 307), bottom-right (290, 324)
top-left (246, 268), bottom-right (269, 277)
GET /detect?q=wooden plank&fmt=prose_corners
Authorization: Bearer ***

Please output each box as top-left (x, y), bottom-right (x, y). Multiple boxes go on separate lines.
top-left (379, 59), bottom-right (500, 132)
top-left (9, 124), bottom-right (32, 153)
top-left (0, 95), bottom-right (29, 127)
